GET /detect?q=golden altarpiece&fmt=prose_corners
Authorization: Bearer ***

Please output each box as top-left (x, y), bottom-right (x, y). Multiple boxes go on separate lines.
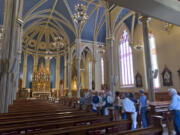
top-left (32, 63), bottom-right (51, 98)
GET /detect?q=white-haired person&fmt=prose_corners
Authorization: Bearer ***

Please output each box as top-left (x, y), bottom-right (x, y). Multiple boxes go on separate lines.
top-left (122, 92), bottom-right (137, 130)
top-left (168, 88), bottom-right (180, 135)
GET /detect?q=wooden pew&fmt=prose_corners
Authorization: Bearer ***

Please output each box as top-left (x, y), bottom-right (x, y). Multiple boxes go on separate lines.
top-left (0, 116), bottom-right (112, 134)
top-left (110, 116), bottom-right (163, 135)
top-left (149, 101), bottom-right (174, 135)
top-left (23, 120), bottom-right (131, 135)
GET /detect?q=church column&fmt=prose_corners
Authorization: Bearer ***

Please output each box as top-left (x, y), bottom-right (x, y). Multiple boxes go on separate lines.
top-left (56, 55), bottom-right (60, 99)
top-left (0, 0), bottom-right (22, 113)
top-left (33, 53), bottom-right (38, 71)
top-left (94, 53), bottom-right (101, 91)
top-left (139, 16), bottom-right (155, 101)
top-left (68, 51), bottom-right (72, 97)
top-left (22, 53), bottom-right (27, 88)
top-left (106, 36), bottom-right (115, 96)
top-left (46, 58), bottom-right (50, 71)
top-left (64, 53), bottom-right (67, 90)
top-left (76, 38), bottom-right (81, 98)
top-left (105, 6), bottom-right (115, 97)
top-left (11, 0), bottom-right (24, 102)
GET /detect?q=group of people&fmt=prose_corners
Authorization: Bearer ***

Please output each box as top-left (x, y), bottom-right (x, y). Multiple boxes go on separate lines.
top-left (80, 88), bottom-right (180, 134)
top-left (80, 89), bottom-right (148, 130)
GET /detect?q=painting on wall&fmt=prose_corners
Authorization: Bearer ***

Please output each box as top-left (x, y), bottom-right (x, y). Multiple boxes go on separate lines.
top-left (161, 66), bottom-right (173, 86)
top-left (135, 72), bottom-right (143, 88)
top-left (177, 68), bottom-right (180, 78)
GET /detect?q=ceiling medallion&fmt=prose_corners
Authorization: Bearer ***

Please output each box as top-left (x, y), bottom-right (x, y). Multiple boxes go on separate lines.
top-left (73, 1), bottom-right (88, 24)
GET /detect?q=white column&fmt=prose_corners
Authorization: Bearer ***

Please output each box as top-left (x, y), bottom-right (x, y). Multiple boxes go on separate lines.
top-left (106, 37), bottom-right (115, 96)
top-left (0, 0), bottom-right (23, 113)
top-left (139, 16), bottom-right (155, 101)
top-left (94, 55), bottom-right (101, 91)
top-left (105, 7), bottom-right (115, 97)
top-left (56, 55), bottom-right (60, 99)
top-left (11, 4), bottom-right (24, 103)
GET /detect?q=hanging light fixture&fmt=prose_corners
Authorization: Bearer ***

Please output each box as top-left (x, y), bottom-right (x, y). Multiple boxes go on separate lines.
top-left (73, 0), bottom-right (88, 24)
top-left (52, 36), bottom-right (65, 49)
top-left (162, 22), bottom-right (173, 33)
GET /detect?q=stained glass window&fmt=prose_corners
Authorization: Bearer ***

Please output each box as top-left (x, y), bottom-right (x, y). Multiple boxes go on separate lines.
top-left (120, 30), bottom-right (134, 87)
top-left (101, 57), bottom-right (104, 85)
top-left (149, 33), bottom-right (160, 89)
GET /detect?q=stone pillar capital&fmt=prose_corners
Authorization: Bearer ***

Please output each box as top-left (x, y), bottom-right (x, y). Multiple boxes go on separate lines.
top-left (138, 16), bottom-right (151, 24)
top-left (106, 36), bottom-right (115, 41)
top-left (16, 18), bottom-right (23, 27)
top-left (76, 56), bottom-right (81, 61)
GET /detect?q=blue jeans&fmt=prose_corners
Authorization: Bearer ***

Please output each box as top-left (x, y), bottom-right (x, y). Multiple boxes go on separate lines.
top-left (140, 107), bottom-right (148, 128)
top-left (173, 111), bottom-right (180, 135)
top-left (122, 113), bottom-right (127, 119)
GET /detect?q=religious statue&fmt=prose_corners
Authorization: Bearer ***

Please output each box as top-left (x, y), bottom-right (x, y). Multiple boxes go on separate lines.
top-left (161, 66), bottom-right (173, 86)
top-left (135, 72), bottom-right (143, 88)
top-left (59, 80), bottom-right (64, 97)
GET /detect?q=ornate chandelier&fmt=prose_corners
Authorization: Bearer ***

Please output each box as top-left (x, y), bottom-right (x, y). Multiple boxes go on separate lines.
top-left (52, 36), bottom-right (65, 49)
top-left (73, 1), bottom-right (88, 24)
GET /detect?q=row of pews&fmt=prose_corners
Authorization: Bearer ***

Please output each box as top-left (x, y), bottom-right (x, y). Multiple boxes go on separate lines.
top-left (0, 98), bottom-right (164, 135)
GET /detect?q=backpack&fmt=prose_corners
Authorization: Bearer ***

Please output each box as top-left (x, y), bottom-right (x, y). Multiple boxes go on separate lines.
top-left (92, 96), bottom-right (99, 104)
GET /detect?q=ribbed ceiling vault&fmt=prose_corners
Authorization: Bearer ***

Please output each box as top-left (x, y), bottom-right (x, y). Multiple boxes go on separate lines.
top-left (0, 0), bottom-right (138, 54)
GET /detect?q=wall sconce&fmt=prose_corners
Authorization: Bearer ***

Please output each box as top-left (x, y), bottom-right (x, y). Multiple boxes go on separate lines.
top-left (134, 44), bottom-right (143, 50)
top-left (162, 22), bottom-right (174, 33)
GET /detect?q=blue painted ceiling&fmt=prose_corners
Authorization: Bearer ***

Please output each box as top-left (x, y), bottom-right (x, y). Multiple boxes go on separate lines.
top-left (0, 0), bottom-right (4, 25)
top-left (0, 0), bottom-right (136, 52)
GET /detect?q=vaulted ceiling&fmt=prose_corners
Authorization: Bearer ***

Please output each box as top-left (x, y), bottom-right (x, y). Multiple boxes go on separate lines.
top-left (0, 0), bottom-right (139, 54)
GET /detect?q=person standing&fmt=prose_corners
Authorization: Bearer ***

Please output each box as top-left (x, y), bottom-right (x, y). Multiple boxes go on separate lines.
top-left (114, 91), bottom-right (121, 121)
top-left (122, 92), bottom-right (137, 130)
top-left (104, 91), bottom-right (114, 115)
top-left (139, 89), bottom-right (148, 128)
top-left (92, 91), bottom-right (99, 112)
top-left (168, 88), bottom-right (180, 135)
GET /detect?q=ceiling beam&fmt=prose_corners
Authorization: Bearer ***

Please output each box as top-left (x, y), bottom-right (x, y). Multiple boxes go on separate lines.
top-left (109, 0), bottom-right (180, 26)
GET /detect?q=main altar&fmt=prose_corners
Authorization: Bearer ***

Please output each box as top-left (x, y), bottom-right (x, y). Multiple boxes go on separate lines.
top-left (32, 63), bottom-right (51, 98)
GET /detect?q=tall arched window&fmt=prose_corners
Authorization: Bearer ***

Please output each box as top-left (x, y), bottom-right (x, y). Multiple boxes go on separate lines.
top-left (120, 30), bottom-right (134, 87)
top-left (89, 61), bottom-right (92, 89)
top-left (101, 57), bottom-right (104, 85)
top-left (149, 33), bottom-right (160, 89)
